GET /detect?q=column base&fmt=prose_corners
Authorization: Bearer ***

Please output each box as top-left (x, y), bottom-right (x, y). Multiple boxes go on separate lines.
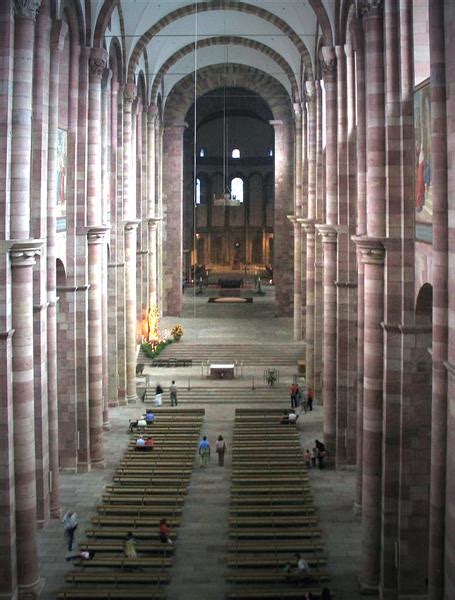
top-left (91, 458), bottom-right (105, 470)
top-left (77, 462), bottom-right (92, 474)
top-left (18, 577), bottom-right (44, 599)
top-left (353, 501), bottom-right (362, 516)
top-left (358, 577), bottom-right (379, 595)
top-left (127, 394), bottom-right (138, 404)
top-left (103, 421), bottom-right (111, 431)
top-left (379, 585), bottom-right (398, 600)
top-left (50, 505), bottom-right (61, 519)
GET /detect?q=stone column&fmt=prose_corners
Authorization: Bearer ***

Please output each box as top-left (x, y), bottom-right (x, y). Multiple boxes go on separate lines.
top-left (354, 35), bottom-right (367, 510)
top-left (30, 3), bottom-right (51, 528)
top-left (270, 118), bottom-right (294, 317)
top-left (162, 122), bottom-right (186, 315)
top-left (122, 82), bottom-right (139, 402)
top-left (124, 220), bottom-right (140, 403)
top-left (319, 46), bottom-right (338, 460)
top-left (146, 105), bottom-right (158, 307)
top-left (10, 240), bottom-right (43, 599)
top-left (86, 227), bottom-right (108, 466)
top-left (316, 223), bottom-right (338, 461)
top-left (357, 1), bottom-right (386, 590)
top-left (46, 19), bottom-right (67, 519)
top-left (303, 81), bottom-right (317, 393)
top-left (428, 1), bottom-right (449, 598)
top-left (289, 215), bottom-right (302, 340)
top-left (292, 103), bottom-right (303, 340)
top-left (87, 47), bottom-right (108, 466)
top-left (335, 44), bottom-right (349, 468)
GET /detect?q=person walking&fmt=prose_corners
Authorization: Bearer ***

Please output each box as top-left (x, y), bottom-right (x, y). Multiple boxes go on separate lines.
top-left (307, 387), bottom-right (314, 411)
top-left (169, 380), bottom-right (178, 406)
top-left (154, 383), bottom-right (163, 406)
top-left (198, 435), bottom-right (210, 467)
top-left (62, 510), bottom-right (78, 551)
top-left (215, 434), bottom-right (227, 466)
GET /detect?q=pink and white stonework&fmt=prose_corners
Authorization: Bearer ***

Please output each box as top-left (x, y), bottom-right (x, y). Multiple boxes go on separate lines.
top-left (0, 0), bottom-right (454, 598)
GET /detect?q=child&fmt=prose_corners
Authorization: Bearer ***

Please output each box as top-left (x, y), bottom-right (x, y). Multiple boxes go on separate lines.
top-left (304, 449), bottom-right (311, 468)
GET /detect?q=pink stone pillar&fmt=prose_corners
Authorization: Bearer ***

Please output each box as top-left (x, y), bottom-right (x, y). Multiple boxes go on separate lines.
top-left (146, 106), bottom-right (158, 308)
top-left (335, 45), bottom-right (349, 468)
top-left (162, 122), bottom-right (185, 315)
top-left (354, 36), bottom-right (367, 509)
top-left (316, 223), bottom-right (338, 460)
top-left (319, 46), bottom-right (338, 460)
top-left (10, 241), bottom-right (43, 599)
top-left (122, 82), bottom-right (139, 402)
top-left (86, 47), bottom-right (108, 466)
top-left (429, 1), bottom-right (449, 598)
top-left (271, 118), bottom-right (294, 317)
top-left (30, 4), bottom-right (51, 528)
top-left (86, 227), bottom-right (108, 466)
top-left (303, 81), bottom-right (317, 393)
top-left (125, 220), bottom-right (140, 403)
top-left (292, 103), bottom-right (303, 340)
top-left (357, 1), bottom-right (386, 590)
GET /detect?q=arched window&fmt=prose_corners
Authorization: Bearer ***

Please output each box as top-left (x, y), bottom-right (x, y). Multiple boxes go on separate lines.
top-left (199, 147), bottom-right (206, 157)
top-left (232, 148), bottom-right (240, 158)
top-left (195, 178), bottom-right (201, 205)
top-left (231, 177), bottom-right (244, 202)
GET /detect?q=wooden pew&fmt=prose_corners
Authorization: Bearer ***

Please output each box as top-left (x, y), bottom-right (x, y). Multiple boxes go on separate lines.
top-left (104, 485), bottom-right (187, 496)
top-left (91, 516), bottom-right (181, 528)
top-left (226, 570), bottom-right (330, 584)
top-left (227, 541), bottom-right (323, 554)
top-left (78, 541), bottom-right (175, 554)
top-left (226, 556), bottom-right (326, 569)
top-left (96, 505), bottom-right (182, 517)
top-left (65, 571), bottom-right (170, 584)
top-left (70, 557), bottom-right (172, 569)
top-left (229, 515), bottom-right (319, 527)
top-left (229, 527), bottom-right (321, 539)
top-left (58, 590), bottom-right (166, 599)
top-left (85, 527), bottom-right (178, 539)
top-left (99, 496), bottom-right (185, 507)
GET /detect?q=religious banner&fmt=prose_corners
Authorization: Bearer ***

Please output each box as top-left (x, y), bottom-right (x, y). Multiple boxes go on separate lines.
top-left (56, 128), bottom-right (67, 232)
top-left (414, 80), bottom-right (432, 243)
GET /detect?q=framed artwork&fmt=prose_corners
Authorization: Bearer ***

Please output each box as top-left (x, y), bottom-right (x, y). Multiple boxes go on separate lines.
top-left (56, 128), bottom-right (67, 232)
top-left (414, 79), bottom-right (432, 243)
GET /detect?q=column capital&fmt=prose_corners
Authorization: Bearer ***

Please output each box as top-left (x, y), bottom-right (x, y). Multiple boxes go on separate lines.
top-left (89, 48), bottom-right (108, 79)
top-left (293, 102), bottom-right (302, 120)
top-left (298, 218), bottom-right (316, 234)
top-left (13, 0), bottom-right (41, 19)
top-left (315, 223), bottom-right (337, 243)
top-left (358, 0), bottom-right (383, 18)
top-left (269, 119), bottom-right (284, 127)
top-left (351, 235), bottom-right (385, 264)
top-left (123, 219), bottom-right (141, 231)
top-left (148, 216), bottom-right (162, 224)
top-left (87, 225), bottom-right (109, 244)
top-left (320, 46), bottom-right (337, 79)
top-left (9, 240), bottom-right (44, 266)
top-left (305, 80), bottom-right (316, 103)
top-left (287, 214), bottom-right (298, 224)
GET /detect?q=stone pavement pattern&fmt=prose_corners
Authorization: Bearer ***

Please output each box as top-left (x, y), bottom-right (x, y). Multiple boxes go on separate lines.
top-left (38, 287), bottom-right (365, 599)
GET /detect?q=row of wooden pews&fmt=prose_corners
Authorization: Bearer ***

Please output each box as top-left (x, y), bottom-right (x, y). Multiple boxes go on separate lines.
top-left (226, 408), bottom-right (331, 599)
top-left (58, 408), bottom-right (205, 600)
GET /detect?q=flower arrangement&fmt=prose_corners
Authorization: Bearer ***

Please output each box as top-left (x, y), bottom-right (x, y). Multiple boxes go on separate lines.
top-left (171, 323), bottom-right (184, 340)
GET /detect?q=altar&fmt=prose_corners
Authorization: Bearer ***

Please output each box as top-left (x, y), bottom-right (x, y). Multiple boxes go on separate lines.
top-left (209, 363), bottom-right (235, 379)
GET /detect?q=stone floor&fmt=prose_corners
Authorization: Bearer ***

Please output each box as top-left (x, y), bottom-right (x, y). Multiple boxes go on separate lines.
top-left (37, 284), bottom-right (368, 599)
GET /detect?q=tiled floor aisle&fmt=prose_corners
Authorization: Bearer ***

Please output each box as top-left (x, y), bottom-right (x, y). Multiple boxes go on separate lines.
top-left (38, 286), bottom-right (366, 599)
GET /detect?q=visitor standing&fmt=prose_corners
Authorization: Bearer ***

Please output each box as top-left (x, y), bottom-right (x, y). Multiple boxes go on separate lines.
top-left (169, 380), bottom-right (178, 406)
top-left (307, 387), bottom-right (314, 411)
top-left (62, 510), bottom-right (78, 551)
top-left (215, 434), bottom-right (227, 466)
top-left (289, 382), bottom-right (299, 409)
top-left (198, 435), bottom-right (211, 467)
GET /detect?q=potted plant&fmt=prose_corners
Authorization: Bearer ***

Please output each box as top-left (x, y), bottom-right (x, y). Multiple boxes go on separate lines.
top-left (171, 323), bottom-right (184, 341)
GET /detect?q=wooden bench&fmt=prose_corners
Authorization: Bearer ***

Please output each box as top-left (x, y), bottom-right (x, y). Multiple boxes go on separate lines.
top-left (229, 516), bottom-right (319, 527)
top-left (229, 527), bottom-right (321, 539)
top-left (114, 467), bottom-right (192, 477)
top-left (91, 516), bottom-right (181, 528)
top-left (226, 570), bottom-right (330, 584)
top-left (112, 476), bottom-right (190, 486)
top-left (65, 571), bottom-right (170, 584)
top-left (71, 557), bottom-right (172, 569)
top-left (58, 590), bottom-right (166, 599)
top-left (227, 541), bottom-right (323, 554)
top-left (100, 496), bottom-right (185, 506)
top-left (78, 541), bottom-right (175, 554)
top-left (230, 505), bottom-right (315, 515)
top-left (226, 556), bottom-right (326, 568)
top-left (86, 527), bottom-right (179, 539)
top-left (150, 358), bottom-right (192, 367)
top-left (104, 485), bottom-right (188, 496)
top-left (96, 505), bottom-right (182, 517)
top-left (226, 586), bottom-right (328, 599)
top-left (231, 486), bottom-right (311, 496)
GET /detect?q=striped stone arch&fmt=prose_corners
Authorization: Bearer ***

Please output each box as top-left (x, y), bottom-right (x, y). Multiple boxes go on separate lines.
top-left (308, 0), bottom-right (334, 47)
top-left (149, 35), bottom-right (299, 105)
top-left (125, 1), bottom-right (313, 80)
top-left (163, 63), bottom-right (293, 125)
top-left (60, 0), bottom-right (85, 46)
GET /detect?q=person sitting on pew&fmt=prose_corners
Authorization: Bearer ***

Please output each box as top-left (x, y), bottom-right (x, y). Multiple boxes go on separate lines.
top-left (280, 409), bottom-right (299, 425)
top-left (285, 552), bottom-right (312, 585)
top-left (65, 549), bottom-right (95, 562)
top-left (135, 435), bottom-right (146, 450)
top-left (159, 518), bottom-right (173, 544)
top-left (123, 532), bottom-right (137, 559)
top-left (144, 436), bottom-right (154, 450)
top-left (128, 417), bottom-right (147, 433)
top-left (144, 409), bottom-right (155, 424)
